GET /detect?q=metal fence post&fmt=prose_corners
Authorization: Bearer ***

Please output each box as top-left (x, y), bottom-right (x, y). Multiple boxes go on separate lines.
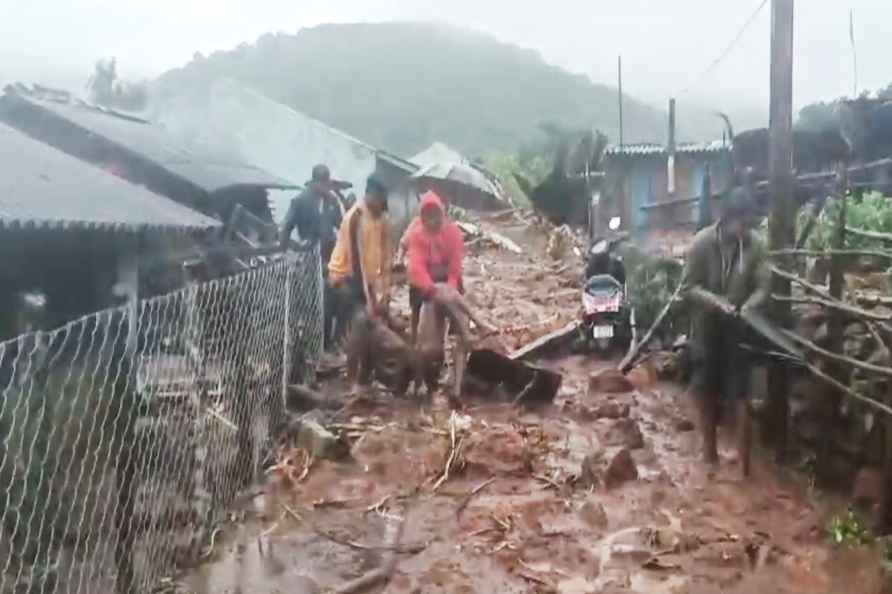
top-left (282, 264), bottom-right (294, 412)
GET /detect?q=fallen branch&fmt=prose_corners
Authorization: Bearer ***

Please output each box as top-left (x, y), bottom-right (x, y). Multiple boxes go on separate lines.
top-left (805, 358), bottom-right (892, 418)
top-left (619, 279), bottom-right (685, 373)
top-left (772, 295), bottom-right (892, 322)
top-left (845, 226), bottom-right (892, 243)
top-left (487, 231), bottom-right (524, 254)
top-left (432, 413), bottom-right (464, 492)
top-left (456, 477), bottom-right (496, 518)
top-left (310, 525), bottom-right (426, 554)
top-left (770, 266), bottom-right (832, 301)
top-left (770, 248), bottom-right (892, 260)
top-left (511, 375), bottom-right (539, 406)
top-left (480, 208), bottom-right (517, 221)
top-left (781, 329), bottom-right (892, 379)
top-left (509, 321), bottom-right (579, 361)
top-left (329, 502), bottom-right (410, 594)
top-left (856, 293), bottom-right (892, 308)
top-left (533, 474), bottom-right (562, 491)
top-left (735, 310), bottom-right (892, 418)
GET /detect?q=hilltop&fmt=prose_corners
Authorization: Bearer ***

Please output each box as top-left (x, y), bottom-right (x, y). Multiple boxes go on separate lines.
top-left (155, 22), bottom-right (725, 157)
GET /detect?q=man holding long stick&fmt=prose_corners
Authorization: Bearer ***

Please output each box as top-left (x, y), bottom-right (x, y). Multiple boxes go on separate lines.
top-left (685, 185), bottom-right (769, 477)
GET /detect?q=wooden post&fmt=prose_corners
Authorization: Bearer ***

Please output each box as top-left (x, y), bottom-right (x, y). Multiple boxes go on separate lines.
top-left (765, 0), bottom-right (796, 463)
top-left (820, 176), bottom-right (847, 483)
top-left (617, 56), bottom-right (624, 149)
top-left (880, 406), bottom-right (892, 535)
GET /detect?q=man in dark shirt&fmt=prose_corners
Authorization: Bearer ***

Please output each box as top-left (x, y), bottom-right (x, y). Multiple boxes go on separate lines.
top-left (280, 164), bottom-right (344, 262)
top-left (280, 164), bottom-right (344, 350)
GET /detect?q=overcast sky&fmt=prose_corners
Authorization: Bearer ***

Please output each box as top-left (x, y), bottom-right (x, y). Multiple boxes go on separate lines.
top-left (0, 1), bottom-right (887, 113)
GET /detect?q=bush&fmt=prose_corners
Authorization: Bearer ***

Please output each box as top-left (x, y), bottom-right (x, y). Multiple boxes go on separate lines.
top-left (806, 192), bottom-right (892, 251)
top-left (622, 245), bottom-right (686, 342)
top-left (483, 152), bottom-right (550, 208)
top-left (827, 509), bottom-right (873, 547)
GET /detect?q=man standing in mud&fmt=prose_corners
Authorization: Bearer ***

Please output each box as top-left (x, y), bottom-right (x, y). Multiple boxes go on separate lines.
top-left (280, 164), bottom-right (344, 350)
top-left (406, 191), bottom-right (469, 400)
top-left (327, 175), bottom-right (398, 388)
top-left (684, 183), bottom-right (769, 477)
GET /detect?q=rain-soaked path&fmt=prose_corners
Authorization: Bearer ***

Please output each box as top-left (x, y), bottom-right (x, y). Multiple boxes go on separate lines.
top-left (180, 217), bottom-right (886, 594)
top-left (179, 353), bottom-right (887, 594)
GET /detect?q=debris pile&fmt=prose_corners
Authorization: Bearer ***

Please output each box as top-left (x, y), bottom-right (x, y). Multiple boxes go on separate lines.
top-left (178, 213), bottom-right (863, 594)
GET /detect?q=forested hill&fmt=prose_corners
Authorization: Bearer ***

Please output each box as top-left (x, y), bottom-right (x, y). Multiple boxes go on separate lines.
top-left (154, 22), bottom-right (719, 158)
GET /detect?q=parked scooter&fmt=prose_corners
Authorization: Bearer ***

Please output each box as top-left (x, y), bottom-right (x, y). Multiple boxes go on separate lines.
top-left (578, 217), bottom-right (634, 355)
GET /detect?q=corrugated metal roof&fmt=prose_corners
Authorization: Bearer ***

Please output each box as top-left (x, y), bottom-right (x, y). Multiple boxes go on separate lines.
top-left (411, 142), bottom-right (467, 168)
top-left (377, 150), bottom-right (418, 173)
top-left (0, 121), bottom-right (221, 233)
top-left (605, 141), bottom-right (730, 157)
top-left (0, 90), bottom-right (299, 194)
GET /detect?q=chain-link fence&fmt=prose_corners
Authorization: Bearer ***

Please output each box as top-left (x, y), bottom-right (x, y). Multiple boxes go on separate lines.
top-left (0, 250), bottom-right (323, 594)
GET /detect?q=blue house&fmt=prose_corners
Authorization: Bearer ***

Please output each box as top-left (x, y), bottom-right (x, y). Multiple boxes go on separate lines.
top-left (600, 141), bottom-right (733, 238)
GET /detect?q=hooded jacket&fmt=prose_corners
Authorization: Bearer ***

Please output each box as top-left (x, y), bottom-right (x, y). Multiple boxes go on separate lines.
top-left (407, 192), bottom-right (464, 298)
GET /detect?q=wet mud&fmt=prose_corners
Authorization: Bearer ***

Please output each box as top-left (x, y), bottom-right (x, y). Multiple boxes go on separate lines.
top-left (181, 220), bottom-right (888, 594)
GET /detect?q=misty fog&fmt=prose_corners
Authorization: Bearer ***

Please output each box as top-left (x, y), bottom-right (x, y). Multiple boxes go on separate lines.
top-left (2, 1), bottom-right (887, 116)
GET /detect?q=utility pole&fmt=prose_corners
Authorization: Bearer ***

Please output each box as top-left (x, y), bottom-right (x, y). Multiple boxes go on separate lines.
top-left (667, 98), bottom-right (676, 195)
top-left (618, 55), bottom-right (624, 148)
top-left (766, 0), bottom-right (795, 462)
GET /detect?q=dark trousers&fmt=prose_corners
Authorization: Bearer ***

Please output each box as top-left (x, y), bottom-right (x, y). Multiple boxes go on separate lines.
top-left (324, 277), bottom-right (365, 351)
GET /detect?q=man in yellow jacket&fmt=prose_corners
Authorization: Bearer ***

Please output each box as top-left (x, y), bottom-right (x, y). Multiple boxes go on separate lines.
top-left (327, 175), bottom-right (393, 344)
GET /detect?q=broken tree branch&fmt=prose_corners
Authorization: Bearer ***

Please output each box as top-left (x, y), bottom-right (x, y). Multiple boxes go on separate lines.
top-left (456, 477), bottom-right (496, 518)
top-left (804, 359), bottom-right (892, 418)
top-left (432, 413), bottom-right (464, 492)
top-left (329, 496), bottom-right (415, 594)
top-left (734, 310), bottom-right (892, 418)
top-left (781, 329), bottom-right (892, 379)
top-left (770, 248), bottom-right (892, 260)
top-left (310, 525), bottom-right (427, 554)
top-left (770, 266), bottom-right (832, 300)
top-left (619, 279), bottom-right (685, 373)
top-left (845, 226), bottom-right (892, 244)
top-left (856, 293), bottom-right (892, 308)
top-left (771, 295), bottom-right (892, 322)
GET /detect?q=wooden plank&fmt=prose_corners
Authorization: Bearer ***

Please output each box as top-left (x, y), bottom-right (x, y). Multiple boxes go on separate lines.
top-left (509, 321), bottom-right (579, 362)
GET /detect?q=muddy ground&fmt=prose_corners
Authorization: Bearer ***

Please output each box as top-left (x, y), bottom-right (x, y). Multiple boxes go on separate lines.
top-left (179, 217), bottom-right (888, 594)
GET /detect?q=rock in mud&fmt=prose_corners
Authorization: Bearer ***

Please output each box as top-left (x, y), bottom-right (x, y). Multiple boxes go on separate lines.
top-left (674, 417), bottom-right (695, 432)
top-left (296, 419), bottom-right (350, 461)
top-left (580, 447), bottom-right (638, 490)
top-left (578, 500), bottom-right (609, 529)
top-left (605, 448), bottom-right (638, 488)
top-left (604, 418), bottom-right (645, 450)
top-left (594, 401), bottom-right (631, 420)
top-left (626, 360), bottom-right (658, 392)
top-left (588, 369), bottom-right (635, 395)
